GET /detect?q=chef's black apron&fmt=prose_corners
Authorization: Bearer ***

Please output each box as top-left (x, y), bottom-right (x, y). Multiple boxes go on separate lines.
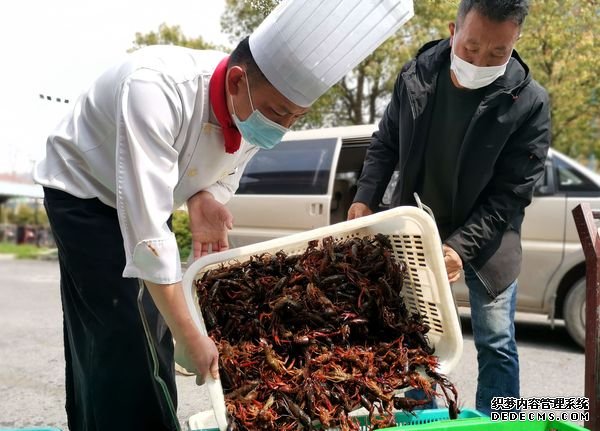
top-left (43, 187), bottom-right (180, 431)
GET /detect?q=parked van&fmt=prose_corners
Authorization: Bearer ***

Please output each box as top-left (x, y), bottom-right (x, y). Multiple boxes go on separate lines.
top-left (226, 124), bottom-right (597, 348)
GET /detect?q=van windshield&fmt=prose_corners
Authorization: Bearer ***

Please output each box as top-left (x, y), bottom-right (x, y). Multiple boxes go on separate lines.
top-left (237, 138), bottom-right (337, 195)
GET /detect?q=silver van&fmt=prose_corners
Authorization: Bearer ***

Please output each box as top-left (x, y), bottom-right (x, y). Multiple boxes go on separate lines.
top-left (226, 125), bottom-right (597, 348)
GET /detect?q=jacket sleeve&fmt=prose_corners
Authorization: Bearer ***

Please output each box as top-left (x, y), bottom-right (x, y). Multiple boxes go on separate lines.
top-left (202, 144), bottom-right (259, 204)
top-left (444, 90), bottom-right (551, 264)
top-left (353, 70), bottom-right (405, 210)
top-left (116, 69), bottom-right (184, 284)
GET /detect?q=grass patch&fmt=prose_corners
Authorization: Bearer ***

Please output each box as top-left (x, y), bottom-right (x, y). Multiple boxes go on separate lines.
top-left (0, 242), bottom-right (50, 259)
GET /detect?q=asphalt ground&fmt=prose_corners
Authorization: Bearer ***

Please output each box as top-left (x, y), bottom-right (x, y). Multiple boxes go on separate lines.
top-left (0, 258), bottom-right (585, 429)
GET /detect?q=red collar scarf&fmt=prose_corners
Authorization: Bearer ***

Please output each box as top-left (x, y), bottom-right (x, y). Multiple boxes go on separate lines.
top-left (209, 56), bottom-right (241, 154)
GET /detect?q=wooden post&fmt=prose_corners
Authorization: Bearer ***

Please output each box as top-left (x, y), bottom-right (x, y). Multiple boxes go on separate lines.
top-left (572, 203), bottom-right (600, 431)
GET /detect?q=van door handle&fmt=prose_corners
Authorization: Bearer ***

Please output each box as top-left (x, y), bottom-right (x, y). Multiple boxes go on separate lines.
top-left (309, 203), bottom-right (323, 215)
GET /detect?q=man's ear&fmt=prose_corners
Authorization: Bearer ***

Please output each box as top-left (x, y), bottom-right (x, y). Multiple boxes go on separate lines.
top-left (449, 22), bottom-right (456, 40)
top-left (226, 66), bottom-right (245, 96)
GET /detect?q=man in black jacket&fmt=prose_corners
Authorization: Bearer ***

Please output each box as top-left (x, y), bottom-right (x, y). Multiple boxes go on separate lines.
top-left (348, 0), bottom-right (551, 415)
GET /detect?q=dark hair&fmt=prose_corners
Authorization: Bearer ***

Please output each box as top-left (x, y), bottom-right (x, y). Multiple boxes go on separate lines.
top-left (229, 36), bottom-right (268, 85)
top-left (457, 0), bottom-right (529, 28)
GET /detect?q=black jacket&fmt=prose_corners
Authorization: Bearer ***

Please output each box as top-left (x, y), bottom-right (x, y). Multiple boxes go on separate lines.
top-left (354, 39), bottom-right (551, 297)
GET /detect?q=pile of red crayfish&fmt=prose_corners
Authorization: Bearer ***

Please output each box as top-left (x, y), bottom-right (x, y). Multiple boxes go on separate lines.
top-left (195, 234), bottom-right (459, 430)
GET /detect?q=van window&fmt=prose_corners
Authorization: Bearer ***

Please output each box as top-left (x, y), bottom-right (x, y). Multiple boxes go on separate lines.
top-left (237, 138), bottom-right (337, 195)
top-left (555, 157), bottom-right (600, 192)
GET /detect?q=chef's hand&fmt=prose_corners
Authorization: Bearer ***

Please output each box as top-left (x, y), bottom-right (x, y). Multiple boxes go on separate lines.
top-left (347, 202), bottom-right (373, 220)
top-left (443, 244), bottom-right (463, 283)
top-left (187, 191), bottom-right (233, 258)
top-left (174, 332), bottom-right (220, 385)
top-left (144, 280), bottom-right (220, 386)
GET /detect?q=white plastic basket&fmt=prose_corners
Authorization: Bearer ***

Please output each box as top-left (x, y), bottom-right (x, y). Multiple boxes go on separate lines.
top-left (182, 206), bottom-right (463, 431)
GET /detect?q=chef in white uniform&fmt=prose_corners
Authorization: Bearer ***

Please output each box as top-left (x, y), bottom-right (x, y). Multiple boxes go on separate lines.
top-left (33, 1), bottom-right (414, 430)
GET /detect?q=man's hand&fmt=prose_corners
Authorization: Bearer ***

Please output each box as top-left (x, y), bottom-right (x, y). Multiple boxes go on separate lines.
top-left (174, 332), bottom-right (219, 385)
top-left (347, 202), bottom-right (373, 220)
top-left (144, 280), bottom-right (219, 385)
top-left (443, 244), bottom-right (463, 283)
top-left (187, 191), bottom-right (233, 258)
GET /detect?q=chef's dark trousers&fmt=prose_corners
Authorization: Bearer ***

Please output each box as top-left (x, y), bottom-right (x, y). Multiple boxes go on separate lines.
top-left (43, 187), bottom-right (180, 431)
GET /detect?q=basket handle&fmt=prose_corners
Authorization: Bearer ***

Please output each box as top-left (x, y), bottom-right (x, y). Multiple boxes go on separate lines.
top-left (413, 193), bottom-right (437, 225)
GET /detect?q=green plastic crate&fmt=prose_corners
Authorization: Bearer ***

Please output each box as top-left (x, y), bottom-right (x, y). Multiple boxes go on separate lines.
top-left (379, 417), bottom-right (589, 431)
top-left (191, 408), bottom-right (486, 430)
top-left (391, 408), bottom-right (486, 426)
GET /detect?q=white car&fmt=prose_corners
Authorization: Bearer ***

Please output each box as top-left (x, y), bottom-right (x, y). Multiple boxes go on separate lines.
top-left (227, 125), bottom-right (595, 348)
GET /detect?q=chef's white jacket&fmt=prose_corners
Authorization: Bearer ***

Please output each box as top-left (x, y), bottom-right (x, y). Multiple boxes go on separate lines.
top-left (34, 45), bottom-right (259, 284)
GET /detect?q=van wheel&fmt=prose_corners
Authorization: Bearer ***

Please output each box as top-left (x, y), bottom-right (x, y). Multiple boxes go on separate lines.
top-left (563, 277), bottom-right (586, 349)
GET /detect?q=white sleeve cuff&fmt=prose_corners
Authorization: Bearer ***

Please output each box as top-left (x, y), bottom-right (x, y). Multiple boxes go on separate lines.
top-left (202, 183), bottom-right (232, 205)
top-left (123, 233), bottom-right (182, 284)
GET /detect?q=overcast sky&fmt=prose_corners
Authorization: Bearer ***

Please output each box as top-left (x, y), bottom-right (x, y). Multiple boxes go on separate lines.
top-left (0, 0), bottom-right (230, 174)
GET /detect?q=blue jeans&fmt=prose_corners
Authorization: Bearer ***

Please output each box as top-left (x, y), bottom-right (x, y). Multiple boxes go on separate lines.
top-left (465, 267), bottom-right (519, 416)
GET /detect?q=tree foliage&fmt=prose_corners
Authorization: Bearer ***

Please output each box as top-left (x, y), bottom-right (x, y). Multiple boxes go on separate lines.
top-left (403, 1), bottom-right (600, 159)
top-left (134, 1), bottom-right (599, 158)
top-left (130, 23), bottom-right (224, 52)
top-left (6, 203), bottom-right (48, 226)
top-left (515, 0), bottom-right (600, 157)
top-left (220, 1), bottom-right (456, 128)
top-left (221, 0), bottom-right (279, 43)
top-left (325, 1), bottom-right (457, 127)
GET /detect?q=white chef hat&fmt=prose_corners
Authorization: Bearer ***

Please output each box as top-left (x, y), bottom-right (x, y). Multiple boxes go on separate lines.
top-left (249, 0), bottom-right (414, 107)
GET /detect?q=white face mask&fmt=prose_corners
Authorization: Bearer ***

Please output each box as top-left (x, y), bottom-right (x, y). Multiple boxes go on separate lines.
top-left (450, 43), bottom-right (511, 89)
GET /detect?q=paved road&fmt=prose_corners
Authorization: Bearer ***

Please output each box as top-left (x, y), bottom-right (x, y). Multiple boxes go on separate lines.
top-left (0, 259), bottom-right (585, 429)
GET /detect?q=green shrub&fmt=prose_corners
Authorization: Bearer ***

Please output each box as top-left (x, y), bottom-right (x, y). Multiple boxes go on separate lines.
top-left (6, 204), bottom-right (49, 226)
top-left (172, 210), bottom-right (192, 261)
top-left (0, 243), bottom-right (48, 259)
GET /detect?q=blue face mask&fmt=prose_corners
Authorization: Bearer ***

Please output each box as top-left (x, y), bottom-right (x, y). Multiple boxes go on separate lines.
top-left (230, 72), bottom-right (289, 150)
